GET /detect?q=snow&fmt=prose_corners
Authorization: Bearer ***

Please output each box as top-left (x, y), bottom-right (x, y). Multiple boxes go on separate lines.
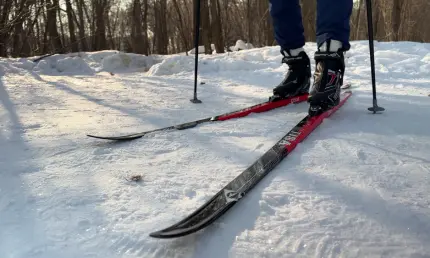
top-left (1, 41), bottom-right (430, 258)
top-left (230, 39), bottom-right (255, 52)
top-left (188, 40), bottom-right (255, 55)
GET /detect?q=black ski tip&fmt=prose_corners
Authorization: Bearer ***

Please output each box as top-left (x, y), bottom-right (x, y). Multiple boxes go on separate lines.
top-left (148, 231), bottom-right (163, 238)
top-left (86, 134), bottom-right (143, 141)
top-left (368, 106), bottom-right (385, 113)
top-left (148, 228), bottom-right (197, 239)
top-left (149, 231), bottom-right (172, 239)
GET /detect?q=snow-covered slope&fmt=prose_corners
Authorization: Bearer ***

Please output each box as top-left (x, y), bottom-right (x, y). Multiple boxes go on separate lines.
top-left (1, 41), bottom-right (430, 258)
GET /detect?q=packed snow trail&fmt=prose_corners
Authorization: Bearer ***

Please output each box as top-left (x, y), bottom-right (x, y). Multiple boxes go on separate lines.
top-left (1, 41), bottom-right (430, 258)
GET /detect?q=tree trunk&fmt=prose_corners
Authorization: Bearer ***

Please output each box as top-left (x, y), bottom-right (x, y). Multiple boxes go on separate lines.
top-left (45, 0), bottom-right (64, 53)
top-left (201, 0), bottom-right (211, 54)
top-left (142, 0), bottom-right (149, 55)
top-left (75, 0), bottom-right (88, 51)
top-left (131, 0), bottom-right (148, 54)
top-left (65, 0), bottom-right (79, 52)
top-left (354, 0), bottom-right (363, 39)
top-left (247, 0), bottom-right (253, 44)
top-left (0, 1), bottom-right (13, 56)
top-left (210, 0), bottom-right (224, 53)
top-left (172, 0), bottom-right (190, 51)
top-left (392, 0), bottom-right (402, 41)
top-left (154, 0), bottom-right (168, 54)
top-left (12, 0), bottom-right (28, 57)
top-left (57, 4), bottom-right (66, 48)
top-left (94, 0), bottom-right (108, 50)
top-left (301, 0), bottom-right (316, 42)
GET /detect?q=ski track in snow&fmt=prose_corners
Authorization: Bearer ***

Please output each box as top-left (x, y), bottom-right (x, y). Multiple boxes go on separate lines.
top-left (1, 41), bottom-right (430, 258)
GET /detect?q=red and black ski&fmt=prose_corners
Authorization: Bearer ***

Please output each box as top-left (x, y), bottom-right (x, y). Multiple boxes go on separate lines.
top-left (149, 90), bottom-right (352, 239)
top-left (87, 94), bottom-right (308, 141)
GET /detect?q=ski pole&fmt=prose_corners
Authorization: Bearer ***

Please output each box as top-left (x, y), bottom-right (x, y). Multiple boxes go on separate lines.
top-left (190, 0), bottom-right (202, 103)
top-left (365, 0), bottom-right (384, 113)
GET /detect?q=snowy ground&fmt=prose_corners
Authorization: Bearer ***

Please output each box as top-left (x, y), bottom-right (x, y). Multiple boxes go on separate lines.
top-left (1, 41), bottom-right (430, 258)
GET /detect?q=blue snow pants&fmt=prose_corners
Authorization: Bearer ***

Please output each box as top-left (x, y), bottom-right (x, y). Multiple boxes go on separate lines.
top-left (268, 0), bottom-right (353, 51)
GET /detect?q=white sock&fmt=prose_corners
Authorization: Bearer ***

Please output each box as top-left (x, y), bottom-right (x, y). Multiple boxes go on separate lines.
top-left (282, 47), bottom-right (304, 57)
top-left (319, 40), bottom-right (342, 52)
top-left (289, 47), bottom-right (304, 56)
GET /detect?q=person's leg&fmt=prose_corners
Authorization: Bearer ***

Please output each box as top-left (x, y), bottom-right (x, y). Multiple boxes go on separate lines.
top-left (269, 0), bottom-right (311, 101)
top-left (269, 0), bottom-right (305, 51)
top-left (316, 0), bottom-right (353, 50)
top-left (308, 0), bottom-right (353, 116)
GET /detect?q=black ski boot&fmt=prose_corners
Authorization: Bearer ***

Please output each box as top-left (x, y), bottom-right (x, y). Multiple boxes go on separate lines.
top-left (308, 40), bottom-right (345, 117)
top-left (269, 50), bottom-right (311, 102)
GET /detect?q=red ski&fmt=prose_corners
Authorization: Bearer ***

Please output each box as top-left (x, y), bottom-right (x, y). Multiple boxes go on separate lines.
top-left (149, 90), bottom-right (352, 239)
top-left (87, 94), bottom-right (308, 141)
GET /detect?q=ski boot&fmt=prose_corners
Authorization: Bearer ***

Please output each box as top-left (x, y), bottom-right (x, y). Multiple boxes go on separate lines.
top-left (308, 40), bottom-right (345, 117)
top-left (269, 48), bottom-right (311, 102)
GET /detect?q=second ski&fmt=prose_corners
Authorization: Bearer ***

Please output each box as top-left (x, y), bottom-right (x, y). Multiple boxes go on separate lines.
top-left (87, 94), bottom-right (308, 141)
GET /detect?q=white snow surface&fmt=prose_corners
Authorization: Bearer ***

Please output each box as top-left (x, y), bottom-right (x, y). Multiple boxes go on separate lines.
top-left (1, 41), bottom-right (430, 258)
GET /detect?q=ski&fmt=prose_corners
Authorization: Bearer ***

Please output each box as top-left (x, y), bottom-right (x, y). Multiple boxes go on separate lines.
top-left (87, 94), bottom-right (309, 141)
top-left (149, 90), bottom-right (352, 239)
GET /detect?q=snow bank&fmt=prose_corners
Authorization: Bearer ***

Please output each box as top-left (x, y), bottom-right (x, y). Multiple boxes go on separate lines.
top-left (32, 56), bottom-right (93, 75)
top-left (0, 51), bottom-right (162, 77)
top-left (188, 40), bottom-right (255, 55)
top-left (0, 58), bottom-right (33, 76)
top-left (147, 47), bottom-right (279, 76)
top-left (147, 54), bottom-right (276, 76)
top-left (0, 41), bottom-right (428, 80)
top-left (100, 52), bottom-right (159, 73)
top-left (56, 57), bottom-right (94, 74)
top-left (188, 45), bottom-right (214, 55)
top-left (85, 50), bottom-right (119, 65)
top-left (230, 39), bottom-right (254, 51)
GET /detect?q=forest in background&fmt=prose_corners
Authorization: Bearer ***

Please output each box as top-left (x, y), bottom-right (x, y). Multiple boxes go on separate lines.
top-left (0, 0), bottom-right (429, 58)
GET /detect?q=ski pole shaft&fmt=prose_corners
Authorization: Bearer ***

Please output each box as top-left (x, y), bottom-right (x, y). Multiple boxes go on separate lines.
top-left (365, 0), bottom-right (384, 113)
top-left (191, 0), bottom-right (202, 103)
top-left (365, 0), bottom-right (376, 101)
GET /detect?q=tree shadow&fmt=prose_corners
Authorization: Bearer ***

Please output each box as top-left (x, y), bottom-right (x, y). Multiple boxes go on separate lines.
top-left (0, 76), bottom-right (116, 257)
top-left (30, 72), bottom-right (149, 122)
top-left (0, 77), bottom-right (54, 257)
top-left (82, 73), bottom-right (290, 140)
top-left (118, 75), bottom-right (274, 110)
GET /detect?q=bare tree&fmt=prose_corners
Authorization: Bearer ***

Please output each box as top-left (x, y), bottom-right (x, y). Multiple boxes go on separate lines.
top-left (93, 0), bottom-right (108, 50)
top-left (200, 0), bottom-right (212, 54)
top-left (65, 0), bottom-right (78, 52)
top-left (45, 0), bottom-right (64, 53)
top-left (172, 0), bottom-right (190, 52)
top-left (75, 0), bottom-right (89, 51)
top-left (0, 0), bottom-right (428, 58)
top-left (210, 0), bottom-right (224, 53)
top-left (154, 0), bottom-right (168, 54)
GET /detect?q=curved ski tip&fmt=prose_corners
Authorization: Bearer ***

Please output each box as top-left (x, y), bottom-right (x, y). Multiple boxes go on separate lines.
top-left (149, 230), bottom-right (179, 239)
top-left (87, 134), bottom-right (108, 139)
top-left (86, 134), bottom-right (143, 141)
top-left (86, 134), bottom-right (117, 140)
top-left (149, 226), bottom-right (203, 239)
top-left (149, 231), bottom-right (165, 239)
